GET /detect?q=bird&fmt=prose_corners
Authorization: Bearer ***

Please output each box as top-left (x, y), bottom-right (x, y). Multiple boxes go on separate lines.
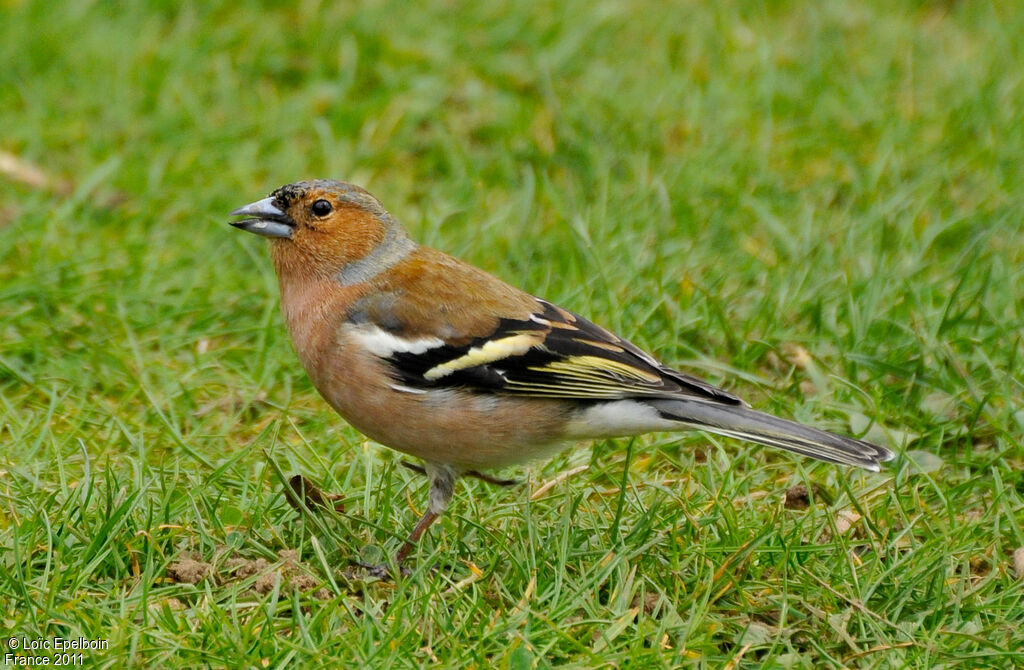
top-left (229, 179), bottom-right (895, 569)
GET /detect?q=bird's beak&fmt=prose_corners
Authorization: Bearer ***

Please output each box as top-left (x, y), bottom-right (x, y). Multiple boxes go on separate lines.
top-left (229, 197), bottom-right (295, 239)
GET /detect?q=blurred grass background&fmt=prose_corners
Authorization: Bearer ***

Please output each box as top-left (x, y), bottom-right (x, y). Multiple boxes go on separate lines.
top-left (1, 0), bottom-right (1022, 667)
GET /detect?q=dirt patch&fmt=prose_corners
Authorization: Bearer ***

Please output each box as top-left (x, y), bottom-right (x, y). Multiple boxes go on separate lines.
top-left (784, 483), bottom-right (826, 510)
top-left (166, 549), bottom-right (331, 599)
top-left (166, 556), bottom-right (212, 584)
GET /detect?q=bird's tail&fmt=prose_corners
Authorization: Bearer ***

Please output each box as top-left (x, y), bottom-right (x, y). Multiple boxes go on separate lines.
top-left (648, 398), bottom-right (895, 471)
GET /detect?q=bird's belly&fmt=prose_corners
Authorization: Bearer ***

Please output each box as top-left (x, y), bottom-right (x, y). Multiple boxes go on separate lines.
top-left (304, 343), bottom-right (573, 469)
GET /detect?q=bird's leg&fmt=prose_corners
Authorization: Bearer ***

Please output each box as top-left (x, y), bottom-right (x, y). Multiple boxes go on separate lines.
top-left (363, 462), bottom-right (511, 577)
top-left (394, 510), bottom-right (439, 564)
top-left (395, 462), bottom-right (456, 564)
top-left (401, 460), bottom-right (518, 488)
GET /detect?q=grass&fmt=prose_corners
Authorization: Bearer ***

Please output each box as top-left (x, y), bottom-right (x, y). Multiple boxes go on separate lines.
top-left (2, 0), bottom-right (1023, 667)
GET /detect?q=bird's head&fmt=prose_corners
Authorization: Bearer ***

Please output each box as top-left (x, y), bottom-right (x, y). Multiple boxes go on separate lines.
top-left (230, 179), bottom-right (413, 281)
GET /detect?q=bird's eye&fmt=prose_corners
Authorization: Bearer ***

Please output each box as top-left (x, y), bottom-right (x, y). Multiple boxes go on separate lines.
top-left (310, 199), bottom-right (333, 217)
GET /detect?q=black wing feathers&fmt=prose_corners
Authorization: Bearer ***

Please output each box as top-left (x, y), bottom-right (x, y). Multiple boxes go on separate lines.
top-left (387, 299), bottom-right (742, 405)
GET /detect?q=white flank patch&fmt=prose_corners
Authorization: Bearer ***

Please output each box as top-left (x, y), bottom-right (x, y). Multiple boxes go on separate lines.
top-left (348, 325), bottom-right (444, 357)
top-left (564, 400), bottom-right (680, 439)
top-left (423, 332), bottom-right (542, 381)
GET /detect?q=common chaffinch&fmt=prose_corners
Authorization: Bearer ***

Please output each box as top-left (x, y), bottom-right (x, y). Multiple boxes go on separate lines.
top-left (230, 180), bottom-right (894, 567)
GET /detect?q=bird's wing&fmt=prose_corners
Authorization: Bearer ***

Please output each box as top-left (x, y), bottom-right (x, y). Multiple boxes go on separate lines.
top-left (350, 250), bottom-right (742, 405)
